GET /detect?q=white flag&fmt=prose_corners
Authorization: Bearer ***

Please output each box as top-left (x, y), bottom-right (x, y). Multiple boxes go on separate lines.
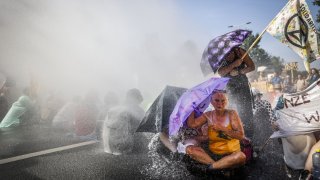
top-left (266, 0), bottom-right (320, 72)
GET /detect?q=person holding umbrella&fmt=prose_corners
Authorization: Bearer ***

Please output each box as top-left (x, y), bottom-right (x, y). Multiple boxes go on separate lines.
top-left (217, 47), bottom-right (255, 138)
top-left (183, 90), bottom-right (246, 171)
top-left (201, 29), bottom-right (255, 139)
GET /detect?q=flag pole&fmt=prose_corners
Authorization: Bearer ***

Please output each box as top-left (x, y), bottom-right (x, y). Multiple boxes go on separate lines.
top-left (241, 0), bottom-right (292, 60)
top-left (240, 25), bottom-right (269, 60)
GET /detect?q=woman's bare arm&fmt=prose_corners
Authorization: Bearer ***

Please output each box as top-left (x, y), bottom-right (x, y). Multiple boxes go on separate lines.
top-left (187, 111), bottom-right (208, 128)
top-left (238, 48), bottom-right (255, 75)
top-left (213, 110), bottom-right (245, 140)
top-left (217, 59), bottom-right (242, 76)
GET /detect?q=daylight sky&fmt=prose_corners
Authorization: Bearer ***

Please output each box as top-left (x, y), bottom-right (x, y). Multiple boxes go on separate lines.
top-left (0, 0), bottom-right (319, 104)
top-left (175, 0), bottom-right (319, 67)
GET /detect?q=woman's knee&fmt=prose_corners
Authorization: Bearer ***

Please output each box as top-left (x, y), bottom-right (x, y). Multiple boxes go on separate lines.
top-left (235, 152), bottom-right (247, 164)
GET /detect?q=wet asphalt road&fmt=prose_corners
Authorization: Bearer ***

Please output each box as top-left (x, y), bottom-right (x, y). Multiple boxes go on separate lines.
top-left (0, 123), bottom-right (300, 180)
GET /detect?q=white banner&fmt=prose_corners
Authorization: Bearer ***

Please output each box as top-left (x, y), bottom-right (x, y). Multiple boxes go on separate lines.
top-left (271, 79), bottom-right (320, 138)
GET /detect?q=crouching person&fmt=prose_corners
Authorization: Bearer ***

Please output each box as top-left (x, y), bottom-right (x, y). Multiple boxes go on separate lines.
top-left (103, 88), bottom-right (145, 155)
top-left (179, 91), bottom-right (246, 175)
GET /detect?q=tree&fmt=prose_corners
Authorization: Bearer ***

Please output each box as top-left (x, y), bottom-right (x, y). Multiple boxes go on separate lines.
top-left (242, 33), bottom-right (284, 70)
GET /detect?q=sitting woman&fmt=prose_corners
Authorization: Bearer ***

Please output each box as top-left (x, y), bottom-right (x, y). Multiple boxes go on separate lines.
top-left (184, 91), bottom-right (246, 171)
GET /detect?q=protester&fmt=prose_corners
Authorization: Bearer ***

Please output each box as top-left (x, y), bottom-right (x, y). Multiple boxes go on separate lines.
top-left (0, 82), bottom-right (9, 122)
top-left (299, 139), bottom-right (320, 180)
top-left (52, 96), bottom-right (81, 132)
top-left (296, 74), bottom-right (306, 92)
top-left (178, 91), bottom-right (246, 172)
top-left (306, 68), bottom-right (320, 86)
top-left (271, 90), bottom-right (320, 180)
top-left (251, 88), bottom-right (276, 123)
top-left (40, 92), bottom-right (64, 125)
top-left (217, 47), bottom-right (255, 138)
top-left (96, 91), bottom-right (119, 139)
top-left (74, 91), bottom-right (100, 137)
top-left (282, 75), bottom-right (294, 93)
top-left (103, 88), bottom-right (145, 155)
top-left (258, 71), bottom-right (267, 82)
top-left (270, 71), bottom-right (283, 92)
top-left (98, 91), bottom-right (119, 120)
top-left (0, 87), bottom-right (36, 128)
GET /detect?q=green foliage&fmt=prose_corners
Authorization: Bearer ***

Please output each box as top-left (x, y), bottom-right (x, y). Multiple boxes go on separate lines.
top-left (241, 33), bottom-right (284, 71)
top-left (242, 33), bottom-right (260, 49)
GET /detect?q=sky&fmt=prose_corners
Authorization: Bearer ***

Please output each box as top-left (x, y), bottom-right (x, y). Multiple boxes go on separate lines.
top-left (176, 0), bottom-right (319, 67)
top-left (0, 0), bottom-right (319, 105)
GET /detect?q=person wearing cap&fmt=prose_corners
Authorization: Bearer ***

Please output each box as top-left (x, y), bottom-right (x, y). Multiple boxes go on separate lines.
top-left (218, 47), bottom-right (255, 139)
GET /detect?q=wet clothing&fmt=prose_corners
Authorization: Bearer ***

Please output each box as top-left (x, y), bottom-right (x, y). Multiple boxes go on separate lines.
top-left (254, 99), bottom-right (276, 122)
top-left (220, 48), bottom-right (254, 138)
top-left (207, 111), bottom-right (240, 155)
top-left (282, 133), bottom-right (316, 170)
top-left (103, 104), bottom-right (145, 154)
top-left (52, 102), bottom-right (78, 131)
top-left (0, 95), bottom-right (9, 122)
top-left (74, 101), bottom-right (99, 136)
top-left (0, 95), bottom-right (34, 128)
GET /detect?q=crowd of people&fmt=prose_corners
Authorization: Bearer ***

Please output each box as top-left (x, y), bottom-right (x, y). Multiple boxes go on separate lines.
top-left (0, 75), bottom-right (146, 155)
top-left (1, 46), bottom-right (320, 179)
top-left (255, 68), bottom-right (320, 94)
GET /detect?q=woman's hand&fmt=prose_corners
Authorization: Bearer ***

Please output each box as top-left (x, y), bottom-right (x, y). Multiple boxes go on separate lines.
top-left (229, 69), bottom-right (239, 76)
top-left (232, 58), bottom-right (243, 68)
top-left (212, 123), bottom-right (227, 132)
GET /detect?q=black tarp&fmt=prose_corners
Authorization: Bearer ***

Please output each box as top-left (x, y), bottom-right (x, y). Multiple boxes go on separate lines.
top-left (136, 85), bottom-right (187, 133)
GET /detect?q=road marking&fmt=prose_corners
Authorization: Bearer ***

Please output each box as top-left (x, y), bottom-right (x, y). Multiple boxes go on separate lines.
top-left (0, 140), bottom-right (98, 164)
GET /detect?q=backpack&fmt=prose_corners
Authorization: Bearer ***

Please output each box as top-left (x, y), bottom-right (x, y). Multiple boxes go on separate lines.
top-left (240, 138), bottom-right (253, 163)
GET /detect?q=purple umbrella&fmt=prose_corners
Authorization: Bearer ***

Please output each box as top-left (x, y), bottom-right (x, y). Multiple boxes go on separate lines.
top-left (168, 77), bottom-right (230, 136)
top-left (200, 29), bottom-right (251, 76)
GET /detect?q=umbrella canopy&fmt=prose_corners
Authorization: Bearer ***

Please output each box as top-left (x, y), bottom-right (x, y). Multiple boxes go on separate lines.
top-left (200, 29), bottom-right (251, 76)
top-left (169, 77), bottom-right (229, 136)
top-left (136, 85), bottom-right (187, 133)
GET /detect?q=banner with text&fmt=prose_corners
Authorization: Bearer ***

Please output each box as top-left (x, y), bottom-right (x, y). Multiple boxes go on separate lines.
top-left (271, 79), bottom-right (320, 138)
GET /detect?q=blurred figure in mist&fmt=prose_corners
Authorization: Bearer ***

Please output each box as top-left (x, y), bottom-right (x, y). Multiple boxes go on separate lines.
top-left (74, 90), bottom-right (100, 138)
top-left (40, 91), bottom-right (64, 125)
top-left (52, 96), bottom-right (81, 133)
top-left (0, 87), bottom-right (36, 128)
top-left (103, 88), bottom-right (145, 155)
top-left (0, 73), bottom-right (9, 122)
top-left (3, 77), bottom-right (20, 107)
top-left (96, 91), bottom-right (119, 139)
top-left (98, 91), bottom-right (119, 120)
